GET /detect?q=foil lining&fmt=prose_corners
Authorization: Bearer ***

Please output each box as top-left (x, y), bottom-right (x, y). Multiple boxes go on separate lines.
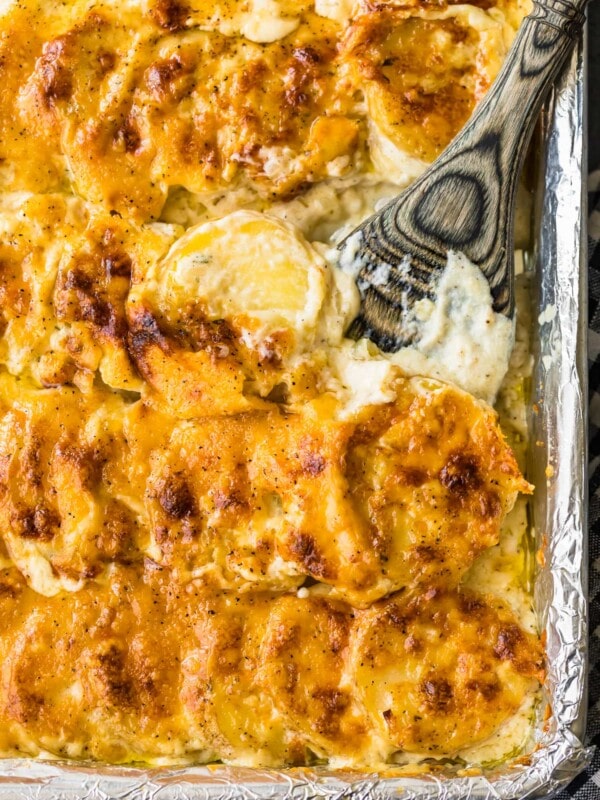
top-left (0, 34), bottom-right (591, 800)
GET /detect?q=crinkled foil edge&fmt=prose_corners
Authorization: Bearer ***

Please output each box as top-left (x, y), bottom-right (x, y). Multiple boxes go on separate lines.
top-left (0, 32), bottom-right (592, 800)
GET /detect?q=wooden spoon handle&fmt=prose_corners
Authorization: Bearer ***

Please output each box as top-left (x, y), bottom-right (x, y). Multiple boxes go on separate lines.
top-left (360, 0), bottom-right (588, 317)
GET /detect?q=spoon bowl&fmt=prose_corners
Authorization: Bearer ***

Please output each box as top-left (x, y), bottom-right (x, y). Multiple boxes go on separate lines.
top-left (341, 0), bottom-right (588, 351)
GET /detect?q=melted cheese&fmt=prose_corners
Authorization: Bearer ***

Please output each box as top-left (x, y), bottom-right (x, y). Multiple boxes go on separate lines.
top-left (0, 192), bottom-right (179, 392)
top-left (0, 0), bottom-right (541, 774)
top-left (0, 371), bottom-right (529, 605)
top-left (0, 566), bottom-right (543, 766)
top-left (0, 0), bottom-right (526, 219)
top-left (350, 588), bottom-right (544, 757)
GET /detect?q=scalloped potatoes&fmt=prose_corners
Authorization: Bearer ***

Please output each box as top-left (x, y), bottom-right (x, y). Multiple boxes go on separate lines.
top-left (2, 0), bottom-right (526, 216)
top-left (0, 0), bottom-right (541, 772)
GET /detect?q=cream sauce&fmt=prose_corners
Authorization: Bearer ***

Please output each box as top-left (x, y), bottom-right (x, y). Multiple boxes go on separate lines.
top-left (331, 246), bottom-right (514, 406)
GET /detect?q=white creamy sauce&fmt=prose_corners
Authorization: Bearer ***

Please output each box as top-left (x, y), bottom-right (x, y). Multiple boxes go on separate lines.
top-left (314, 0), bottom-right (357, 23)
top-left (328, 351), bottom-right (398, 415)
top-left (241, 0), bottom-right (300, 42)
top-left (332, 246), bottom-right (514, 405)
top-left (404, 251), bottom-right (514, 401)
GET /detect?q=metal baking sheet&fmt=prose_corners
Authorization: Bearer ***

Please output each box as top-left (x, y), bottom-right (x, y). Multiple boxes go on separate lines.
top-left (0, 30), bottom-right (591, 800)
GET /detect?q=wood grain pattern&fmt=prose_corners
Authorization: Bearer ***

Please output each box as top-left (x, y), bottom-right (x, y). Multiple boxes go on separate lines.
top-left (344, 0), bottom-right (588, 351)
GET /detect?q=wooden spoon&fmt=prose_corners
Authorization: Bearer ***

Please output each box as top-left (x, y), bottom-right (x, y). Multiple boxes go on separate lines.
top-left (341, 0), bottom-right (588, 351)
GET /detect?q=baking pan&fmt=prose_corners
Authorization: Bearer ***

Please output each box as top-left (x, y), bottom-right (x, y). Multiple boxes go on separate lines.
top-left (0, 29), bottom-right (590, 800)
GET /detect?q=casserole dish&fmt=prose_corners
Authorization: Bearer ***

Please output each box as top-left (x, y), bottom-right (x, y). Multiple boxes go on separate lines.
top-left (0, 15), bottom-right (589, 800)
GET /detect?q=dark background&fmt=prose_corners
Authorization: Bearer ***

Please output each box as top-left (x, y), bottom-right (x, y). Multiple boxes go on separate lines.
top-left (590, 5), bottom-right (599, 173)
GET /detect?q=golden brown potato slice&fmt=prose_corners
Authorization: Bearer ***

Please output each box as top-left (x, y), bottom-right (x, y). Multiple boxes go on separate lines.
top-left (1, 0), bottom-right (527, 217)
top-left (0, 375), bottom-right (167, 594)
top-left (341, 6), bottom-right (507, 164)
top-left (179, 590), bottom-right (310, 766)
top-left (256, 594), bottom-right (372, 760)
top-left (0, 193), bottom-right (179, 392)
top-left (343, 377), bottom-right (533, 600)
top-left (143, 400), bottom-right (370, 592)
top-left (350, 587), bottom-right (545, 756)
top-left (145, 378), bottom-right (530, 604)
top-left (126, 211), bottom-right (332, 417)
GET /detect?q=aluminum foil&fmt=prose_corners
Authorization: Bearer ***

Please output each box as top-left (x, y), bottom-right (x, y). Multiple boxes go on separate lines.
top-left (0, 34), bottom-right (591, 800)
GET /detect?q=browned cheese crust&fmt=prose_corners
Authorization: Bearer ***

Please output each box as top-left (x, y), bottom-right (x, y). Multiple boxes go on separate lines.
top-left (0, 195), bottom-right (324, 411)
top-left (0, 0), bottom-right (541, 770)
top-left (0, 564), bottom-right (543, 764)
top-left (0, 373), bottom-right (529, 604)
top-left (0, 0), bottom-right (524, 218)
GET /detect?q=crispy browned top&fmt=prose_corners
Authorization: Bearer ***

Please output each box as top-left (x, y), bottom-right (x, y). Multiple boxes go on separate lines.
top-left (0, 189), bottom-right (537, 764)
top-left (0, 0), bottom-right (540, 770)
top-left (0, 564), bottom-right (543, 764)
top-left (0, 0), bottom-right (525, 218)
top-left (0, 371), bottom-right (529, 604)
top-left (0, 195), bottom-right (529, 605)
top-left (351, 587), bottom-right (544, 754)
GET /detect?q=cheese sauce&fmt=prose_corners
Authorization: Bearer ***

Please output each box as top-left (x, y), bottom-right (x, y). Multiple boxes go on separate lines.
top-left (0, 0), bottom-right (541, 773)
